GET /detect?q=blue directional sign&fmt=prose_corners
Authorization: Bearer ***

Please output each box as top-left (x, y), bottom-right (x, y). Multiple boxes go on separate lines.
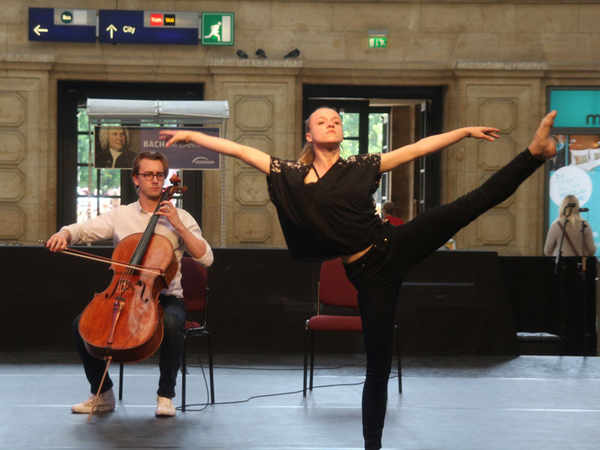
top-left (28, 8), bottom-right (96, 43)
top-left (99, 10), bottom-right (199, 45)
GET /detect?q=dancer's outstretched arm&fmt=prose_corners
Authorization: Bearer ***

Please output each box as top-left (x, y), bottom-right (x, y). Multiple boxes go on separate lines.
top-left (159, 129), bottom-right (271, 174)
top-left (379, 126), bottom-right (500, 174)
top-left (380, 110), bottom-right (558, 174)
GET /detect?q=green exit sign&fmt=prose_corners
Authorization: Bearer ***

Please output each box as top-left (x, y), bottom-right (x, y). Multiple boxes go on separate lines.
top-left (201, 12), bottom-right (234, 46)
top-left (368, 37), bottom-right (387, 48)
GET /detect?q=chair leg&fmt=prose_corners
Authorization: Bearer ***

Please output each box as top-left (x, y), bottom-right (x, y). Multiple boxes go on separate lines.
top-left (206, 333), bottom-right (215, 404)
top-left (119, 363), bottom-right (124, 400)
top-left (309, 331), bottom-right (316, 391)
top-left (181, 332), bottom-right (215, 409)
top-left (395, 325), bottom-right (402, 394)
top-left (303, 324), bottom-right (309, 397)
top-left (181, 337), bottom-right (187, 412)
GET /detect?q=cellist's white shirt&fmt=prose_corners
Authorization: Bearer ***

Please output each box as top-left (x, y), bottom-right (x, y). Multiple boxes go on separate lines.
top-left (61, 200), bottom-right (213, 298)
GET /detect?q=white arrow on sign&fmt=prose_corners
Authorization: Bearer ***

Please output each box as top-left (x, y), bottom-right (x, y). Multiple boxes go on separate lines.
top-left (34, 25), bottom-right (48, 36)
top-left (106, 24), bottom-right (117, 39)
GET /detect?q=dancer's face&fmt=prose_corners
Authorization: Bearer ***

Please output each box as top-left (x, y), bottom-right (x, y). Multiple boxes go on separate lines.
top-left (305, 108), bottom-right (343, 149)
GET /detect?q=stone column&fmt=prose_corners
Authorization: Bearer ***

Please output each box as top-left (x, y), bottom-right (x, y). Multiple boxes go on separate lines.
top-left (450, 63), bottom-right (547, 255)
top-left (204, 59), bottom-right (302, 248)
top-left (0, 54), bottom-right (54, 244)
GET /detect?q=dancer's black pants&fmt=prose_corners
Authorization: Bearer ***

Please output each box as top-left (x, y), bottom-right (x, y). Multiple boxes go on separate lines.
top-left (344, 149), bottom-right (544, 450)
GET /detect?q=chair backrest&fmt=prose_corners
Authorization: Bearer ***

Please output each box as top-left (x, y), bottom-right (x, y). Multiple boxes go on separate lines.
top-left (318, 258), bottom-right (358, 309)
top-left (180, 256), bottom-right (208, 313)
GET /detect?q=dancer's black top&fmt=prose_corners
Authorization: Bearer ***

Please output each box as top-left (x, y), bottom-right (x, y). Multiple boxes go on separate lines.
top-left (267, 153), bottom-right (384, 262)
top-left (268, 149), bottom-right (545, 263)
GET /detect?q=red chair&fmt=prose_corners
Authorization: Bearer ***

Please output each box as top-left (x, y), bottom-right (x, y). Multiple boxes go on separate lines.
top-left (118, 256), bottom-right (214, 409)
top-left (303, 258), bottom-right (402, 396)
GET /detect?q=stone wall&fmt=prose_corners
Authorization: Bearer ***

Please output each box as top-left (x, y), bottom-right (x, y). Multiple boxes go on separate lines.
top-left (1, 0), bottom-right (600, 256)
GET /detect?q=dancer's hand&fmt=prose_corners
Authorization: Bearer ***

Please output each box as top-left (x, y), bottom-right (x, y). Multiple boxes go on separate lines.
top-left (159, 130), bottom-right (193, 147)
top-left (528, 111), bottom-right (557, 160)
top-left (466, 127), bottom-right (501, 141)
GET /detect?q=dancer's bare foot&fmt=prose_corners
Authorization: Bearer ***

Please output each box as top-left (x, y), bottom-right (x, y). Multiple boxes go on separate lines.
top-left (528, 110), bottom-right (557, 160)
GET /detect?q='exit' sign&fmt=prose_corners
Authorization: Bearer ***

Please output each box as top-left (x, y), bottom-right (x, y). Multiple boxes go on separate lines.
top-left (368, 37), bottom-right (387, 48)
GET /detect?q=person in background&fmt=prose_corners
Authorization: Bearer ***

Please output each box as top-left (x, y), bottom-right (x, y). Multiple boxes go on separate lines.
top-left (381, 201), bottom-right (404, 226)
top-left (544, 194), bottom-right (596, 257)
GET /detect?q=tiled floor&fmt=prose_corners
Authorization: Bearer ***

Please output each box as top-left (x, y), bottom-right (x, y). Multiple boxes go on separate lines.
top-left (1, 352), bottom-right (599, 449)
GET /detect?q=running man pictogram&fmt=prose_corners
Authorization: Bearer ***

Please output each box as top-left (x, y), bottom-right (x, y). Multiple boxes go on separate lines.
top-left (204, 22), bottom-right (221, 42)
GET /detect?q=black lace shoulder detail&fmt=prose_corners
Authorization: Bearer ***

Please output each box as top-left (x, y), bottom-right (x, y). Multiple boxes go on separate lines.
top-left (270, 157), bottom-right (307, 174)
top-left (344, 153), bottom-right (381, 193)
top-left (345, 153), bottom-right (381, 167)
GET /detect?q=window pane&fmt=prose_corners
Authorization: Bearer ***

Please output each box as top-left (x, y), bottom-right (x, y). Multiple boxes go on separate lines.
top-left (341, 140), bottom-right (359, 159)
top-left (77, 166), bottom-right (98, 192)
top-left (369, 113), bottom-right (389, 154)
top-left (77, 196), bottom-right (97, 223)
top-left (98, 169), bottom-right (122, 195)
top-left (340, 112), bottom-right (359, 139)
top-left (78, 134), bottom-right (93, 164)
top-left (77, 168), bottom-right (122, 194)
top-left (367, 112), bottom-right (390, 208)
top-left (77, 109), bottom-right (89, 132)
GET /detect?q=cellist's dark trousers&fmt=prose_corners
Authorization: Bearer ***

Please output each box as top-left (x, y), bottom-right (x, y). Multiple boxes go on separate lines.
top-left (343, 149), bottom-right (544, 450)
top-left (72, 294), bottom-right (186, 398)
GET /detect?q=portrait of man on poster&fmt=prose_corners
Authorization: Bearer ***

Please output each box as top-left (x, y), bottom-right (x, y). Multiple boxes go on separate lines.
top-left (95, 126), bottom-right (138, 169)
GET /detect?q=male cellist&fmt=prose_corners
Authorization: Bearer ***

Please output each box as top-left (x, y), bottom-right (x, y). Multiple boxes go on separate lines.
top-left (46, 151), bottom-right (213, 417)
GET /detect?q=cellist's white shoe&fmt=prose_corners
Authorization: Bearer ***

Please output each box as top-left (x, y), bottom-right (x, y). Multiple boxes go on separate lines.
top-left (155, 396), bottom-right (176, 417)
top-left (71, 389), bottom-right (116, 413)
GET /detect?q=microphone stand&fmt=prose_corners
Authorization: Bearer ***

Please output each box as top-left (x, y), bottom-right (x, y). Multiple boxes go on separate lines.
top-left (578, 217), bottom-right (589, 356)
top-left (554, 206), bottom-right (571, 275)
top-left (553, 205), bottom-right (573, 355)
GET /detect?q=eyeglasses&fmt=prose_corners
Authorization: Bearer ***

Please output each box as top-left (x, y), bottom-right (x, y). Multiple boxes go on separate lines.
top-left (139, 172), bottom-right (165, 181)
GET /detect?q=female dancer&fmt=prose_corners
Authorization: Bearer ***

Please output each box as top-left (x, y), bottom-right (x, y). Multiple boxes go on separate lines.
top-left (160, 109), bottom-right (556, 450)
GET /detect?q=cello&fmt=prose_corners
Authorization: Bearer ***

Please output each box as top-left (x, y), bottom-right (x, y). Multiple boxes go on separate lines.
top-left (71, 175), bottom-right (186, 418)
